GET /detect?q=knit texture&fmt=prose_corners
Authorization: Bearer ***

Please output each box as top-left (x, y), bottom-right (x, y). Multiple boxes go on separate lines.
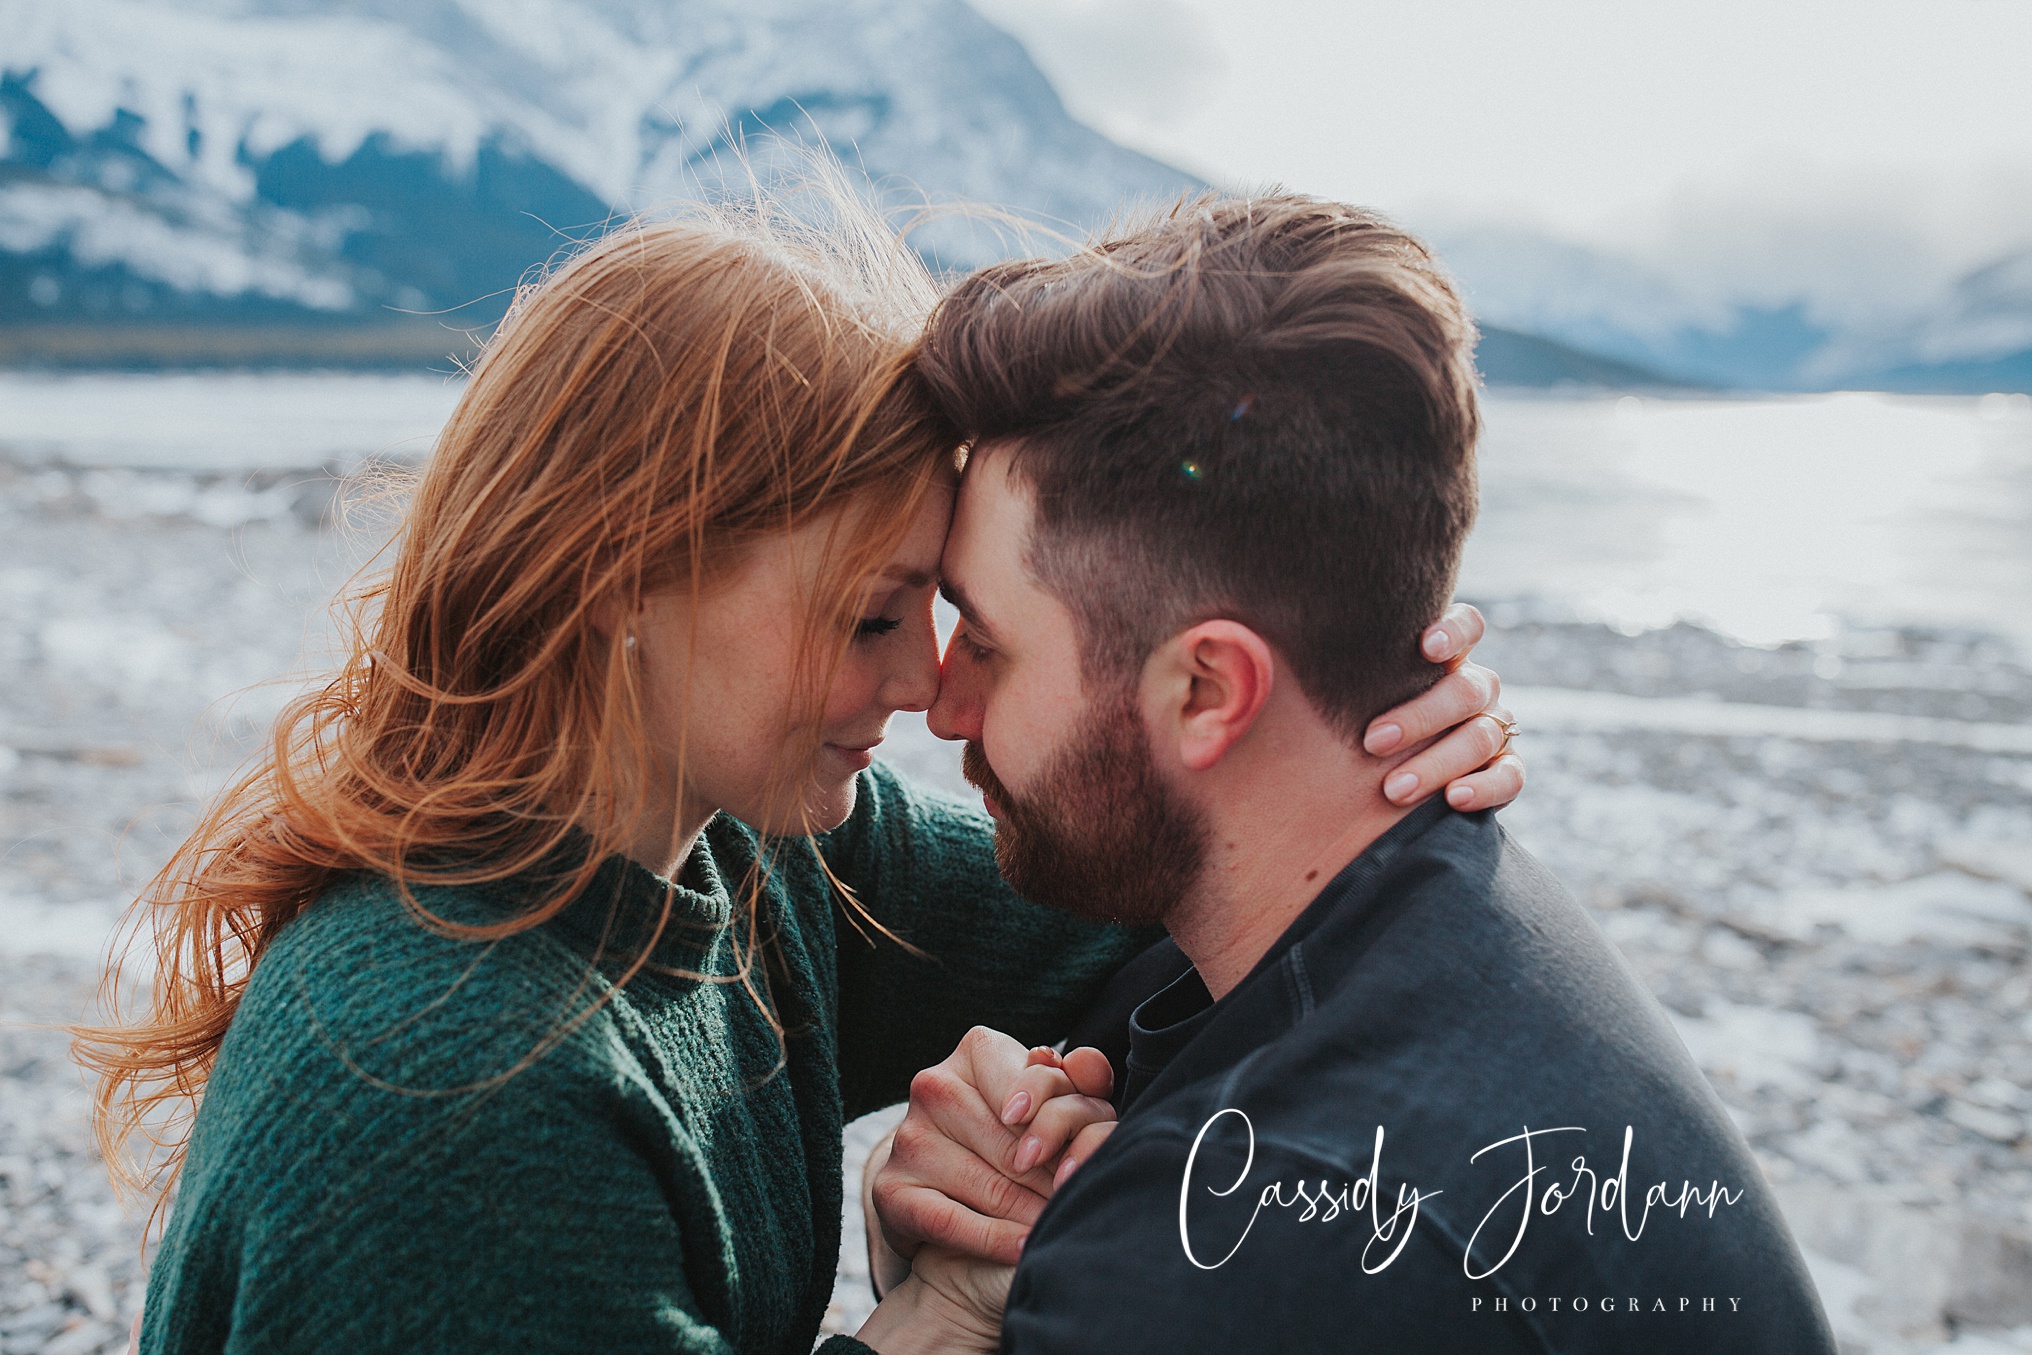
top-left (140, 763), bottom-right (1151, 1354)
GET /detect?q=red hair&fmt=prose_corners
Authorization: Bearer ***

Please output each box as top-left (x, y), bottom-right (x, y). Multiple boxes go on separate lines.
top-left (77, 184), bottom-right (957, 1212)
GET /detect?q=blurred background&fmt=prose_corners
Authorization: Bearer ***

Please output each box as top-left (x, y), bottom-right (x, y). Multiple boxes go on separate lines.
top-left (1, 3), bottom-right (2029, 1353)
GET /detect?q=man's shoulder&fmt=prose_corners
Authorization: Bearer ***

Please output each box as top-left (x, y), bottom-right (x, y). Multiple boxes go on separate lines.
top-left (1376, 805), bottom-right (1583, 938)
top-left (1174, 810), bottom-right (1685, 1109)
top-left (1297, 809), bottom-right (1684, 1085)
top-left (1006, 812), bottom-right (1836, 1353)
top-left (1186, 811), bottom-right (1780, 1260)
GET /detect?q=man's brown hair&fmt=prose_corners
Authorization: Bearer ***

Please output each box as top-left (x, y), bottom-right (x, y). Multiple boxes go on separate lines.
top-left (917, 192), bottom-right (1482, 738)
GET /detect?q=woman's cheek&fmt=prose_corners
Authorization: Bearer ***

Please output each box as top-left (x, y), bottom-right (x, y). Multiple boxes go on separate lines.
top-left (820, 650), bottom-right (886, 727)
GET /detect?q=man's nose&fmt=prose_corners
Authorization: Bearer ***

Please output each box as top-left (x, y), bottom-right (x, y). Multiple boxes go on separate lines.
top-left (927, 643), bottom-right (983, 744)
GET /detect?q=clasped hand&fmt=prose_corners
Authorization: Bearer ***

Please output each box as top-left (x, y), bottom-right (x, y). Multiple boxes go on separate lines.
top-left (854, 1027), bottom-right (1115, 1353)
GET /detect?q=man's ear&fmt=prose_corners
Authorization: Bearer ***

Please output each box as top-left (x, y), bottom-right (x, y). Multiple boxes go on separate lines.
top-left (1146, 620), bottom-right (1276, 772)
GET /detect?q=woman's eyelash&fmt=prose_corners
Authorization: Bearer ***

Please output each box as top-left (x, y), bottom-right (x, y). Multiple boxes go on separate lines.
top-left (855, 615), bottom-right (903, 638)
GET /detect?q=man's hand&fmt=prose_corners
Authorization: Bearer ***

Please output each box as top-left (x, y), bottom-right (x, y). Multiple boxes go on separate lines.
top-left (870, 1028), bottom-right (1116, 1273)
top-left (1364, 602), bottom-right (1525, 811)
top-left (854, 1246), bottom-right (1014, 1355)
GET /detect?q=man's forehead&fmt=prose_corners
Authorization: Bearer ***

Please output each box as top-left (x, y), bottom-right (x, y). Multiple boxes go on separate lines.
top-left (956, 437), bottom-right (1026, 498)
top-left (943, 442), bottom-right (1047, 626)
top-left (947, 445), bottom-right (1030, 563)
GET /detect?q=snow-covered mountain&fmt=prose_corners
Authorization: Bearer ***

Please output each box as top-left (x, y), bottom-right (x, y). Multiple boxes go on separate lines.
top-left (7, 1), bottom-right (2024, 391)
top-left (0, 0), bottom-right (1196, 327)
top-left (1432, 223), bottom-right (2032, 393)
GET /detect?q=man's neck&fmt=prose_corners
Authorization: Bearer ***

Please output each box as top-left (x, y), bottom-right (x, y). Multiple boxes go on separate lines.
top-left (1164, 738), bottom-right (1425, 1001)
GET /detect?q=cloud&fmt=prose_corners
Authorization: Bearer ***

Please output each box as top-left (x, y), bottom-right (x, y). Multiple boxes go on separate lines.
top-left (1421, 157), bottom-right (2032, 383)
top-left (967, 0), bottom-right (1226, 126)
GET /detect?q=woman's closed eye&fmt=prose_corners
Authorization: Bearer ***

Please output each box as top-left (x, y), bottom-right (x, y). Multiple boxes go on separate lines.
top-left (855, 615), bottom-right (904, 639)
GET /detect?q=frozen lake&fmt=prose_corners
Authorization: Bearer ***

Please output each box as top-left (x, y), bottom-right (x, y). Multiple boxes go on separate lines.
top-left (5, 371), bottom-right (2028, 655)
top-left (0, 371), bottom-right (463, 472)
top-left (1464, 390), bottom-right (2032, 654)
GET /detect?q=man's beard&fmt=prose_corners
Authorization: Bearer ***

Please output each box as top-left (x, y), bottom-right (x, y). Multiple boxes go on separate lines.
top-left (961, 690), bottom-right (1209, 926)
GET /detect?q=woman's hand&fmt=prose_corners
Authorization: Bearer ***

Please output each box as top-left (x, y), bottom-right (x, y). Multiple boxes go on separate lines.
top-left (1364, 602), bottom-right (1524, 811)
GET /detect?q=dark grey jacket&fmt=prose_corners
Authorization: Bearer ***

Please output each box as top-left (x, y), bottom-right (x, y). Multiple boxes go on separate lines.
top-left (1009, 802), bottom-right (1836, 1354)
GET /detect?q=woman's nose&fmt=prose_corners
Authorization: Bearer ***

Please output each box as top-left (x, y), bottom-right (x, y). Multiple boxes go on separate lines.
top-left (881, 629), bottom-right (941, 715)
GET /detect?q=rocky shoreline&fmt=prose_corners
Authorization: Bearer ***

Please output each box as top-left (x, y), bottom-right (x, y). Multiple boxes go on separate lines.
top-left (3, 454), bottom-right (2029, 1354)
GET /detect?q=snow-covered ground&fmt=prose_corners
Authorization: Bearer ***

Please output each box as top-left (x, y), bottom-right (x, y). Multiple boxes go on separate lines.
top-left (2, 380), bottom-right (2030, 1354)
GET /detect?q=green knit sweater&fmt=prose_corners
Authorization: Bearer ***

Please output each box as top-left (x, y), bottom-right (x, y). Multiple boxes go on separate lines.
top-left (140, 763), bottom-right (1150, 1355)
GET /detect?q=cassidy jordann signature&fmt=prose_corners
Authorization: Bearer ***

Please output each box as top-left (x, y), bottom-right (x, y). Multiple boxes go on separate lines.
top-left (1462, 1125), bottom-right (1745, 1279)
top-left (1177, 1113), bottom-right (1746, 1277)
top-left (1178, 1111), bottom-right (1434, 1273)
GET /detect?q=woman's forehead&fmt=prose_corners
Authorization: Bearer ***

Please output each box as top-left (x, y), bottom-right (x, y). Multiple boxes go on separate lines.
top-left (884, 481), bottom-right (956, 577)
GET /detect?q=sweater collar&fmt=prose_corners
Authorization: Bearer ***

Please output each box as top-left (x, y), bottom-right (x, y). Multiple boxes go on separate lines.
top-left (533, 825), bottom-right (739, 976)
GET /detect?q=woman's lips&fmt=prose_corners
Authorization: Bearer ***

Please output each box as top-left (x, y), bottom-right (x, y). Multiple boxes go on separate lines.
top-left (826, 741), bottom-right (879, 771)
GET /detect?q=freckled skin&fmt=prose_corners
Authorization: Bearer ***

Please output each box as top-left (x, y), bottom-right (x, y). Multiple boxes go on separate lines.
top-left (624, 483), bottom-right (955, 865)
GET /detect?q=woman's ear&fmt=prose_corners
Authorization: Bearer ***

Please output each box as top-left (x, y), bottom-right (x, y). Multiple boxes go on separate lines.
top-left (1147, 620), bottom-right (1276, 772)
top-left (589, 593), bottom-right (643, 647)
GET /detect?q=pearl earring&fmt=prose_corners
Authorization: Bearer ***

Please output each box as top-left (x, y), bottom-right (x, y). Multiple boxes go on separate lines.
top-left (623, 633), bottom-right (637, 653)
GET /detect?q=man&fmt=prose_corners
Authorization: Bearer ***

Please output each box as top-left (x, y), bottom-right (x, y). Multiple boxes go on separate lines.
top-left (870, 194), bottom-right (1836, 1352)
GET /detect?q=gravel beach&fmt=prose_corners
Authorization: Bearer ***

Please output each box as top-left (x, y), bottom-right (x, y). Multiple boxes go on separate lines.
top-left (3, 446), bottom-right (2030, 1355)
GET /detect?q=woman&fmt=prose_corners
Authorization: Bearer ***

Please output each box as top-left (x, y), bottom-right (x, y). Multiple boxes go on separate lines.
top-left (83, 183), bottom-right (1518, 1354)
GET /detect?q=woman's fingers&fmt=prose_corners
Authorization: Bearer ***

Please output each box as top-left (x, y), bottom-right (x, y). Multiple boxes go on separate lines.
top-left (1365, 662), bottom-right (1500, 758)
top-left (1419, 602), bottom-right (1486, 664)
top-left (896, 1039), bottom-right (1062, 1202)
top-left (1443, 751), bottom-right (1527, 810)
top-left (1053, 1120), bottom-right (1118, 1190)
top-left (997, 1046), bottom-right (1115, 1175)
top-left (994, 1063), bottom-right (1081, 1129)
top-left (996, 1045), bottom-right (1110, 1122)
top-left (1368, 603), bottom-right (1530, 810)
top-left (932, 1027), bottom-right (1072, 1130)
top-left (1382, 702), bottom-right (1518, 806)
top-left (876, 1095), bottom-right (1052, 1264)
top-left (1009, 1093), bottom-right (1115, 1177)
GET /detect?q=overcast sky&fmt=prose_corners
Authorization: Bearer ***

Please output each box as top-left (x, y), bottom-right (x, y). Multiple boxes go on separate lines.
top-left (969, 0), bottom-right (2032, 264)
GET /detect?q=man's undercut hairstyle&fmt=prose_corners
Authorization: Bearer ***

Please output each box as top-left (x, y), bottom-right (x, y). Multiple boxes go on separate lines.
top-left (918, 192), bottom-right (1482, 740)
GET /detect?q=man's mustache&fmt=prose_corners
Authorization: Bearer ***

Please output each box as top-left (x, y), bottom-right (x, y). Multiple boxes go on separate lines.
top-left (960, 740), bottom-right (1009, 805)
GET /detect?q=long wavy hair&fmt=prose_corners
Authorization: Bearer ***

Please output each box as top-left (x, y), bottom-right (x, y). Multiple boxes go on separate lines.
top-left (77, 179), bottom-right (957, 1212)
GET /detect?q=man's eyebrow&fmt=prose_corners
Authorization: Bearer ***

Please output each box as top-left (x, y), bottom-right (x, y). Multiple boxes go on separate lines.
top-left (938, 579), bottom-right (997, 638)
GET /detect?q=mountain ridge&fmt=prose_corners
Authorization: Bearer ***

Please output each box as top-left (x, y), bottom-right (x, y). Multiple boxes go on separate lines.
top-left (0, 0), bottom-right (1197, 327)
top-left (7, 0), bottom-right (2016, 392)
top-left (1432, 223), bottom-right (2032, 394)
